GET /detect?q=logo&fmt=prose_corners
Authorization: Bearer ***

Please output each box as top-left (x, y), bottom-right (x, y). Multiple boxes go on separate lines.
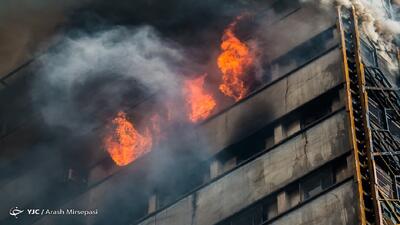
top-left (9, 207), bottom-right (24, 218)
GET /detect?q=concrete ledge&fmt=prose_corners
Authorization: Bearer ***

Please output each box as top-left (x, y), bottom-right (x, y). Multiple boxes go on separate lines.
top-left (199, 49), bottom-right (342, 156)
top-left (86, 48), bottom-right (343, 187)
top-left (269, 180), bottom-right (357, 225)
top-left (137, 110), bottom-right (350, 225)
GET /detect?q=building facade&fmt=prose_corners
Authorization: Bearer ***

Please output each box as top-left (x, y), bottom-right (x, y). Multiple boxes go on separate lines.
top-left (0, 1), bottom-right (399, 225)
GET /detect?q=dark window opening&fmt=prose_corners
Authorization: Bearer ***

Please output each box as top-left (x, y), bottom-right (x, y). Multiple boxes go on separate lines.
top-left (262, 196), bottom-right (278, 222)
top-left (368, 99), bottom-right (387, 129)
top-left (281, 116), bottom-right (301, 138)
top-left (263, 26), bottom-right (337, 84)
top-left (136, 87), bottom-right (342, 223)
top-left (360, 39), bottom-right (378, 67)
top-left (214, 126), bottom-right (274, 170)
top-left (285, 184), bottom-right (301, 208)
top-left (301, 165), bottom-right (334, 200)
top-left (154, 161), bottom-right (209, 210)
top-left (216, 156), bottom-right (349, 225)
top-left (212, 88), bottom-right (341, 180)
top-left (300, 98), bottom-right (332, 129)
top-left (387, 112), bottom-right (400, 138)
top-left (131, 27), bottom-right (342, 223)
top-left (376, 165), bottom-right (394, 198)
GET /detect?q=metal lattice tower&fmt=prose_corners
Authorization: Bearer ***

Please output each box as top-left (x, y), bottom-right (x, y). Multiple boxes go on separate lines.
top-left (338, 6), bottom-right (400, 225)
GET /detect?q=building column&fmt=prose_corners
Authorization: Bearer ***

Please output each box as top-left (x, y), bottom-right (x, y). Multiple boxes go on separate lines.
top-left (210, 160), bottom-right (221, 179)
top-left (148, 194), bottom-right (157, 214)
top-left (277, 191), bottom-right (288, 214)
top-left (274, 123), bottom-right (284, 143)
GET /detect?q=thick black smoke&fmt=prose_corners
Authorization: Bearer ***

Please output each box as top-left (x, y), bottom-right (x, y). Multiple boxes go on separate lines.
top-left (0, 0), bottom-right (257, 77)
top-left (1, 1), bottom-right (263, 225)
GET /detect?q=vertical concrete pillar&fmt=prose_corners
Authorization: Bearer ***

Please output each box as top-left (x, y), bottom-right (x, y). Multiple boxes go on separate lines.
top-left (210, 160), bottom-right (221, 179)
top-left (148, 194), bottom-right (157, 214)
top-left (274, 124), bottom-right (285, 144)
top-left (277, 191), bottom-right (288, 214)
top-left (265, 134), bottom-right (274, 149)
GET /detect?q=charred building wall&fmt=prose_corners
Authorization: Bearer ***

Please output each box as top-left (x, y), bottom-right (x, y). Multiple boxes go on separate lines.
top-left (0, 1), bottom-right (399, 225)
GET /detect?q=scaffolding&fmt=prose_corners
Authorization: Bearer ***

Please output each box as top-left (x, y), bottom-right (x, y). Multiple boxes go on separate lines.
top-left (338, 6), bottom-right (400, 225)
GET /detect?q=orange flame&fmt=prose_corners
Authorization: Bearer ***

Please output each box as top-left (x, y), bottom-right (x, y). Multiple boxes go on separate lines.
top-left (217, 17), bottom-right (254, 101)
top-left (104, 111), bottom-right (152, 166)
top-left (184, 74), bottom-right (216, 123)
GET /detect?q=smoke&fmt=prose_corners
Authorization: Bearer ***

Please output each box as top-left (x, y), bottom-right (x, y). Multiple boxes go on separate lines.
top-left (3, 1), bottom-right (263, 224)
top-left (0, 0), bottom-right (93, 77)
top-left (376, 18), bottom-right (400, 38)
top-left (32, 25), bottom-right (188, 139)
top-left (301, 0), bottom-right (400, 43)
top-left (24, 23), bottom-right (212, 225)
top-left (29, 0), bottom-right (264, 141)
top-left (0, 0), bottom-right (248, 78)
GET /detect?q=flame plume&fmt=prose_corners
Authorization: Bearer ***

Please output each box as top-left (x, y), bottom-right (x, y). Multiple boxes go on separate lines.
top-left (104, 111), bottom-right (152, 166)
top-left (184, 74), bottom-right (216, 123)
top-left (217, 17), bottom-right (254, 101)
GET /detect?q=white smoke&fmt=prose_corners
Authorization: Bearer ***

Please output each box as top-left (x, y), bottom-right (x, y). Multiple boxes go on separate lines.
top-left (301, 0), bottom-right (400, 43)
top-left (32, 26), bottom-right (184, 133)
top-left (39, 26), bottom-right (181, 93)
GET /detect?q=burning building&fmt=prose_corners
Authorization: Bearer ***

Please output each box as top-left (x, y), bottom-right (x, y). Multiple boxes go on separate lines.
top-left (1, 0), bottom-right (400, 225)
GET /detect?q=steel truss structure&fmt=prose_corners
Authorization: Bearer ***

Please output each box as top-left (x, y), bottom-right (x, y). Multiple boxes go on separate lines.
top-left (338, 6), bottom-right (400, 225)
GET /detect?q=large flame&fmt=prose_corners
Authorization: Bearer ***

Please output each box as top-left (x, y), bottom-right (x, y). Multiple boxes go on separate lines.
top-left (104, 16), bottom-right (254, 165)
top-left (184, 74), bottom-right (216, 123)
top-left (104, 111), bottom-right (153, 166)
top-left (217, 17), bottom-right (254, 101)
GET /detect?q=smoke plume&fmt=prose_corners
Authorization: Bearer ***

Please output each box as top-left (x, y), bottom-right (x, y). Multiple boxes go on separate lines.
top-left (32, 26), bottom-right (183, 134)
top-left (301, 0), bottom-right (400, 43)
top-left (0, 1), bottom-right (304, 224)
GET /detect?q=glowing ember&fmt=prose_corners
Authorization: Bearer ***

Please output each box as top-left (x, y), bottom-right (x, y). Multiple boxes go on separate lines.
top-left (217, 17), bottom-right (254, 101)
top-left (104, 111), bottom-right (152, 166)
top-left (184, 74), bottom-right (217, 123)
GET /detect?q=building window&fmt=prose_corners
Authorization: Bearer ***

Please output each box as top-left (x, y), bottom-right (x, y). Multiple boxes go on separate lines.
top-left (368, 99), bottom-right (386, 129)
top-left (376, 165), bottom-right (394, 198)
top-left (222, 157), bottom-right (237, 173)
top-left (387, 113), bottom-right (400, 138)
top-left (285, 184), bottom-right (301, 208)
top-left (262, 196), bottom-right (278, 222)
top-left (216, 157), bottom-right (348, 225)
top-left (283, 119), bottom-right (301, 137)
top-left (263, 27), bottom-right (337, 84)
top-left (334, 156), bottom-right (351, 182)
top-left (301, 166), bottom-right (334, 200)
top-left (360, 39), bottom-right (377, 67)
top-left (300, 96), bottom-right (333, 129)
top-left (209, 155), bottom-right (238, 179)
top-left (229, 127), bottom-right (274, 165)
